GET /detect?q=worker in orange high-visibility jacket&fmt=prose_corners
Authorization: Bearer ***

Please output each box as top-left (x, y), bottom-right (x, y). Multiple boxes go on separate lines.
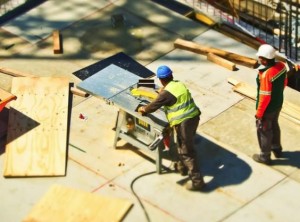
top-left (252, 44), bottom-right (288, 165)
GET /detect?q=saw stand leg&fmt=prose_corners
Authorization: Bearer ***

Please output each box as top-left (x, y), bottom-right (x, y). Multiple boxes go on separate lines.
top-left (113, 110), bottom-right (124, 149)
top-left (156, 142), bottom-right (164, 174)
top-left (113, 109), bottom-right (164, 174)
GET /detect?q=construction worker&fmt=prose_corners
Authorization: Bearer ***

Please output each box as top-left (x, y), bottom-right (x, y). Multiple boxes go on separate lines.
top-left (138, 65), bottom-right (205, 191)
top-left (253, 44), bottom-right (288, 165)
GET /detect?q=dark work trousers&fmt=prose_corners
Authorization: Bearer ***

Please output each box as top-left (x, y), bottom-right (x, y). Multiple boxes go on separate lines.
top-left (174, 115), bottom-right (203, 185)
top-left (256, 108), bottom-right (282, 158)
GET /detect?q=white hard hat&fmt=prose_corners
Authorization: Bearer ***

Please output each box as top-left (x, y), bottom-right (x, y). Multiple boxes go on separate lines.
top-left (256, 44), bottom-right (276, 59)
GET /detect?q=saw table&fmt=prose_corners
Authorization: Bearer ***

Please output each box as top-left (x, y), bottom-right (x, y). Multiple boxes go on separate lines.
top-left (77, 64), bottom-right (174, 174)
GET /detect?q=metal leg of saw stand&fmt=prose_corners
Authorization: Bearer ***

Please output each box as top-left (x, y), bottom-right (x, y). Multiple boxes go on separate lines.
top-left (113, 110), bottom-right (164, 174)
top-left (156, 142), bottom-right (163, 174)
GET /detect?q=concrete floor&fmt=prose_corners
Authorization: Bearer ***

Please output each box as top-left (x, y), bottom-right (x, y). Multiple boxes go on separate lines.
top-left (1, 0), bottom-right (300, 222)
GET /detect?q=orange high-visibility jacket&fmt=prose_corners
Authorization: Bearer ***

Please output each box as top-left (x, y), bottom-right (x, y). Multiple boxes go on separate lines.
top-left (256, 61), bottom-right (287, 118)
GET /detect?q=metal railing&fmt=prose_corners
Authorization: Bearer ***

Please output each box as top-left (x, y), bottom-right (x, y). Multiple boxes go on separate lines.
top-left (192, 0), bottom-right (300, 61)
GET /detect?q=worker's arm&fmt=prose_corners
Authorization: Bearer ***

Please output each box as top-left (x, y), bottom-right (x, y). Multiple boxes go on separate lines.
top-left (256, 71), bottom-right (272, 119)
top-left (138, 90), bottom-right (176, 114)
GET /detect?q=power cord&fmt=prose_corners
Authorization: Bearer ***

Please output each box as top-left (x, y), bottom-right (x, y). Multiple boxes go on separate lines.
top-left (130, 170), bottom-right (156, 222)
top-left (129, 160), bottom-right (176, 222)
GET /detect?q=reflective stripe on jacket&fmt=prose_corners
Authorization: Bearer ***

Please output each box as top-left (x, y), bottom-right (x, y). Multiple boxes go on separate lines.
top-left (164, 81), bottom-right (200, 127)
top-left (256, 61), bottom-right (287, 118)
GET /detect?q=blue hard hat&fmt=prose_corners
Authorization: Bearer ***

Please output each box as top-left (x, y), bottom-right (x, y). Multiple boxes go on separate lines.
top-left (156, 65), bottom-right (172, 78)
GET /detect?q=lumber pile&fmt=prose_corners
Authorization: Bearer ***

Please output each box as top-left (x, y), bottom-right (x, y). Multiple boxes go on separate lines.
top-left (174, 38), bottom-right (258, 68)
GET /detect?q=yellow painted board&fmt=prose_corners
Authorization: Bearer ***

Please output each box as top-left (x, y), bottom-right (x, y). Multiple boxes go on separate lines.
top-left (195, 12), bottom-right (216, 26)
top-left (3, 77), bottom-right (70, 177)
top-left (23, 184), bottom-right (133, 222)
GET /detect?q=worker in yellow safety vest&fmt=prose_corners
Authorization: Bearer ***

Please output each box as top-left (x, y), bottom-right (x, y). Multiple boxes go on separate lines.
top-left (138, 65), bottom-right (205, 191)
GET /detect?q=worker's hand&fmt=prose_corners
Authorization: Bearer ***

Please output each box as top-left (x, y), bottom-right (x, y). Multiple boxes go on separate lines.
top-left (137, 106), bottom-right (146, 114)
top-left (255, 116), bottom-right (263, 130)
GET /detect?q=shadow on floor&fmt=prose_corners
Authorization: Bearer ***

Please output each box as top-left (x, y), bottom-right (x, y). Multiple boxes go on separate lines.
top-left (119, 133), bottom-right (254, 193)
top-left (272, 151), bottom-right (300, 168)
top-left (181, 135), bottom-right (253, 193)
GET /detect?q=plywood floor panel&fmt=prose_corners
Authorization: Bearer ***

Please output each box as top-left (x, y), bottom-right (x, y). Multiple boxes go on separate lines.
top-left (23, 184), bottom-right (133, 222)
top-left (3, 77), bottom-right (70, 177)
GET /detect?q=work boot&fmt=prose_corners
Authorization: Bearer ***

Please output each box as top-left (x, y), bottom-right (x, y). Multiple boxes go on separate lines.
top-left (252, 154), bottom-right (271, 165)
top-left (185, 180), bottom-right (205, 191)
top-left (174, 161), bottom-right (188, 176)
top-left (272, 148), bottom-right (282, 158)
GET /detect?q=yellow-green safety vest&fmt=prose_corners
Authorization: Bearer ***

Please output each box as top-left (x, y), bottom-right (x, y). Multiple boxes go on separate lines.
top-left (164, 81), bottom-right (200, 127)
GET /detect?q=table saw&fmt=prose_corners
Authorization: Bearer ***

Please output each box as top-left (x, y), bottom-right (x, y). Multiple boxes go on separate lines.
top-left (77, 63), bottom-right (175, 174)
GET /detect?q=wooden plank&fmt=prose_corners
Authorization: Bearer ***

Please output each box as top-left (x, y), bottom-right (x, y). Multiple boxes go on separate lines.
top-left (0, 66), bottom-right (34, 77)
top-left (207, 52), bottom-right (237, 71)
top-left (0, 66), bottom-right (88, 97)
top-left (23, 184), bottom-right (133, 222)
top-left (174, 38), bottom-right (258, 68)
top-left (53, 30), bottom-right (62, 54)
top-left (3, 77), bottom-right (70, 177)
top-left (0, 87), bottom-right (17, 112)
top-left (70, 86), bottom-right (90, 97)
top-left (228, 78), bottom-right (300, 123)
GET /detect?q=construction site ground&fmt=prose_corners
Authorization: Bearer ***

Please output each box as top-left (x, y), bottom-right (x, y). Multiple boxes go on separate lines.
top-left (1, 1), bottom-right (300, 221)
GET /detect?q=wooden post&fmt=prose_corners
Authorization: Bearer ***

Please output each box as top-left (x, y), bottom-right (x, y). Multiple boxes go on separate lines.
top-left (53, 30), bottom-right (62, 54)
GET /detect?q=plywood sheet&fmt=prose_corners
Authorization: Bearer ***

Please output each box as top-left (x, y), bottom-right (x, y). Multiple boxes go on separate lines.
top-left (23, 184), bottom-right (133, 222)
top-left (3, 77), bottom-right (70, 177)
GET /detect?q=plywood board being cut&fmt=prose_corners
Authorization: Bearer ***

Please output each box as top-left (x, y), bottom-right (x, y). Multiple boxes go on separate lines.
top-left (3, 77), bottom-right (70, 177)
top-left (23, 184), bottom-right (133, 222)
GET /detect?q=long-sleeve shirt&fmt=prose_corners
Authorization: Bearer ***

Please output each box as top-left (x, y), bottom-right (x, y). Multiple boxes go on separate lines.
top-left (144, 90), bottom-right (176, 113)
top-left (256, 61), bottom-right (287, 118)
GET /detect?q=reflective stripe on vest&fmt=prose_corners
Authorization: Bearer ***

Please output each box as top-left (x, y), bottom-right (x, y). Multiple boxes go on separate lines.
top-left (164, 81), bottom-right (200, 126)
